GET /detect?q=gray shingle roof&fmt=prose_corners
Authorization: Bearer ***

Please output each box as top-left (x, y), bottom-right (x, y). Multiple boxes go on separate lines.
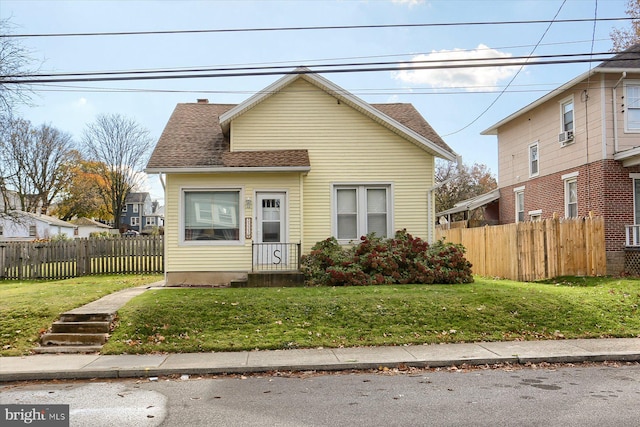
top-left (597, 43), bottom-right (640, 69)
top-left (147, 101), bottom-right (450, 170)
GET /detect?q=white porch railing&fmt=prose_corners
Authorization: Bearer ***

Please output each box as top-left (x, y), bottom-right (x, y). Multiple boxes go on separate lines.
top-left (625, 225), bottom-right (640, 247)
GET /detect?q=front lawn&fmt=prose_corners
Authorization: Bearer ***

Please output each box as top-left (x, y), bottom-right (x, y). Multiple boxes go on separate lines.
top-left (102, 276), bottom-right (640, 354)
top-left (0, 274), bottom-right (163, 356)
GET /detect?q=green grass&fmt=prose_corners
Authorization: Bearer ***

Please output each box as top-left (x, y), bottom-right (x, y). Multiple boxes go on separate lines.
top-left (102, 276), bottom-right (640, 354)
top-left (0, 274), bottom-right (163, 356)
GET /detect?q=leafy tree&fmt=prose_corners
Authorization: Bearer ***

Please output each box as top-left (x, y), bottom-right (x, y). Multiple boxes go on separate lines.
top-left (0, 18), bottom-right (37, 122)
top-left (0, 118), bottom-right (75, 213)
top-left (610, 0), bottom-right (640, 51)
top-left (82, 114), bottom-right (154, 229)
top-left (435, 159), bottom-right (497, 214)
top-left (51, 152), bottom-right (112, 221)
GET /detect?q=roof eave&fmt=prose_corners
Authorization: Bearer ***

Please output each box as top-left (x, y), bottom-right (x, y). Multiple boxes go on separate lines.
top-left (145, 166), bottom-right (311, 174)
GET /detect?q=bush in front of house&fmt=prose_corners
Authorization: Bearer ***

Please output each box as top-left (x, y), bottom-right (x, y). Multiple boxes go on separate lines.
top-left (301, 230), bottom-right (473, 286)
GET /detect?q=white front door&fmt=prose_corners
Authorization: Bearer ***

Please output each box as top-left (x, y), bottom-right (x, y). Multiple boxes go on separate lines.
top-left (255, 192), bottom-right (287, 267)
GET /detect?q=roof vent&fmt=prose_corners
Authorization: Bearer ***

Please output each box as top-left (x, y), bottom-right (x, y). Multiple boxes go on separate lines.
top-left (197, 99), bottom-right (209, 104)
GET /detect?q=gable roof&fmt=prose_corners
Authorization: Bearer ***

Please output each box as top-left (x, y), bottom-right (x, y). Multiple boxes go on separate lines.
top-left (125, 192), bottom-right (150, 204)
top-left (70, 217), bottom-right (111, 228)
top-left (218, 69), bottom-right (456, 161)
top-left (6, 211), bottom-right (77, 228)
top-left (147, 70), bottom-right (456, 172)
top-left (482, 43), bottom-right (640, 135)
top-left (436, 189), bottom-right (500, 217)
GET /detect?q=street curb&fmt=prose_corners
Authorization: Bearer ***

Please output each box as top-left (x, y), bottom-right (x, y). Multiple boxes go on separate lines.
top-left (2, 353), bottom-right (638, 382)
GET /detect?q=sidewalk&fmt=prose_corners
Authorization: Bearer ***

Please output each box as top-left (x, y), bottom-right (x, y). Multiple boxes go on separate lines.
top-left (2, 338), bottom-right (639, 382)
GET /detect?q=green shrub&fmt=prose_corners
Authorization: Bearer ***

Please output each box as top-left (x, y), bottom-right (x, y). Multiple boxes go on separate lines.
top-left (301, 230), bottom-right (473, 286)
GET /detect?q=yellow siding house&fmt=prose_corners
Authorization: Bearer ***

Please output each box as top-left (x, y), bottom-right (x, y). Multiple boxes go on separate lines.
top-left (146, 69), bottom-right (457, 285)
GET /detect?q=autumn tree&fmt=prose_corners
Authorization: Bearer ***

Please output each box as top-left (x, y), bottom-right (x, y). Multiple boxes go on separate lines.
top-left (0, 118), bottom-right (75, 213)
top-left (51, 152), bottom-right (112, 221)
top-left (610, 0), bottom-right (640, 51)
top-left (82, 114), bottom-right (154, 229)
top-left (435, 159), bottom-right (497, 214)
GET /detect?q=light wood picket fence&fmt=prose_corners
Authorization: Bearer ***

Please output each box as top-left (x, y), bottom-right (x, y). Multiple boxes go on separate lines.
top-left (0, 236), bottom-right (163, 280)
top-left (436, 216), bottom-right (606, 281)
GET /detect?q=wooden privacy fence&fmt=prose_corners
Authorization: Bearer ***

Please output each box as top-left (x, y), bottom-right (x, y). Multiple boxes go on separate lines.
top-left (0, 236), bottom-right (164, 280)
top-left (436, 216), bottom-right (606, 281)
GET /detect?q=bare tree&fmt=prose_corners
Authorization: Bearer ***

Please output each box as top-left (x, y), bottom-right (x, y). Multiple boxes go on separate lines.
top-left (435, 159), bottom-right (497, 214)
top-left (610, 0), bottom-right (640, 51)
top-left (0, 18), bottom-right (37, 123)
top-left (0, 118), bottom-right (74, 213)
top-left (82, 114), bottom-right (154, 229)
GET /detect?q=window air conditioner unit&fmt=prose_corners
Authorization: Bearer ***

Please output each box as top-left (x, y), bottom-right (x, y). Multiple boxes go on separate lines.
top-left (558, 130), bottom-right (574, 145)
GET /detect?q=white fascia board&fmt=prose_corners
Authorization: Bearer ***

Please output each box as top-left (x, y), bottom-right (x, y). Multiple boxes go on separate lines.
top-left (145, 166), bottom-right (311, 174)
top-left (481, 69), bottom-right (596, 135)
top-left (614, 146), bottom-right (640, 167)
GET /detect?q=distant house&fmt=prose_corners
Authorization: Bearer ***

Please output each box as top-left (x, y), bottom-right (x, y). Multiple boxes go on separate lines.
top-left (0, 211), bottom-right (77, 241)
top-left (146, 68), bottom-right (457, 285)
top-left (120, 192), bottom-right (164, 233)
top-left (481, 43), bottom-right (640, 275)
top-left (70, 217), bottom-right (114, 238)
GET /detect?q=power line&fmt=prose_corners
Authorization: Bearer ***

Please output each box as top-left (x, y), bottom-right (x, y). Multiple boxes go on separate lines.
top-left (4, 52), bottom-right (631, 84)
top-left (0, 17), bottom-right (633, 38)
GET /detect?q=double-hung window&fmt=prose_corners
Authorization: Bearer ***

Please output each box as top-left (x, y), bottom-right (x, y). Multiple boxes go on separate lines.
top-left (183, 190), bottom-right (240, 242)
top-left (514, 187), bottom-right (525, 223)
top-left (131, 217), bottom-right (139, 226)
top-left (335, 184), bottom-right (391, 241)
top-left (146, 217), bottom-right (155, 226)
top-left (133, 204), bottom-right (139, 214)
top-left (625, 81), bottom-right (640, 132)
top-left (561, 98), bottom-right (574, 133)
top-left (529, 142), bottom-right (539, 177)
top-left (564, 176), bottom-right (578, 218)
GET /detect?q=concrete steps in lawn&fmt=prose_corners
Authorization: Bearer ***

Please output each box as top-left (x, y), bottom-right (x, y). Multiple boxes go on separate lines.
top-left (34, 313), bottom-right (115, 354)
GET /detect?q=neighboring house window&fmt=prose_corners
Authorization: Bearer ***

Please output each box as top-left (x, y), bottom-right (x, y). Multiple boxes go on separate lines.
top-left (29, 225), bottom-right (36, 237)
top-left (625, 81), bottom-right (640, 132)
top-left (122, 205), bottom-right (127, 213)
top-left (0, 226), bottom-right (3, 235)
top-left (133, 204), bottom-right (139, 214)
top-left (146, 217), bottom-right (156, 226)
top-left (131, 217), bottom-right (139, 226)
top-left (529, 142), bottom-right (539, 177)
top-left (529, 209), bottom-right (542, 222)
top-left (514, 187), bottom-right (525, 223)
top-left (334, 185), bottom-right (390, 240)
top-left (184, 190), bottom-right (240, 241)
top-left (565, 178), bottom-right (578, 218)
top-left (561, 98), bottom-right (574, 132)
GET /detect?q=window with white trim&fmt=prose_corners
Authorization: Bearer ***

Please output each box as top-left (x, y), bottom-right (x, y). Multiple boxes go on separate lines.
top-left (625, 81), bottom-right (640, 132)
top-left (131, 217), bottom-right (139, 226)
top-left (0, 226), bottom-right (3, 235)
top-left (565, 178), bottom-right (578, 218)
top-left (133, 204), bottom-right (139, 214)
top-left (334, 185), bottom-right (391, 240)
top-left (561, 98), bottom-right (574, 132)
top-left (122, 205), bottom-right (127, 213)
top-left (146, 217), bottom-right (156, 226)
top-left (515, 189), bottom-right (525, 223)
top-left (183, 190), bottom-right (240, 241)
top-left (529, 209), bottom-right (542, 222)
top-left (529, 142), bottom-right (539, 177)
top-left (29, 225), bottom-right (36, 237)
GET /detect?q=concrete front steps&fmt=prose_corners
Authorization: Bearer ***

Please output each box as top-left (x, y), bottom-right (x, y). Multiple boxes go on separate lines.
top-left (35, 313), bottom-right (115, 354)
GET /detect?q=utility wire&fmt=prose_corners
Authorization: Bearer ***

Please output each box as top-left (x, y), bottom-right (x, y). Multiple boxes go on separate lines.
top-left (0, 17), bottom-right (633, 38)
top-left (442, 0), bottom-right (567, 137)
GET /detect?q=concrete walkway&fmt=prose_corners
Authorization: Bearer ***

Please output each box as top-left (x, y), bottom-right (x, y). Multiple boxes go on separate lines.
top-left (2, 338), bottom-right (639, 382)
top-left (1, 281), bottom-right (639, 382)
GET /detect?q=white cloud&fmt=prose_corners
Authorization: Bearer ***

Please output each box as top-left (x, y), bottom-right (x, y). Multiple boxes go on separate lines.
top-left (73, 97), bottom-right (88, 107)
top-left (393, 44), bottom-right (522, 92)
top-left (391, 0), bottom-right (426, 6)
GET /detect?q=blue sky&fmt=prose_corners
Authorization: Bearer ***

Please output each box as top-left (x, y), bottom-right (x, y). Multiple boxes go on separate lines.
top-left (1, 0), bottom-right (631, 203)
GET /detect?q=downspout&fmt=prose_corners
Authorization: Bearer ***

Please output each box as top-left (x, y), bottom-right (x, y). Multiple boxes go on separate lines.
top-left (613, 72), bottom-right (626, 154)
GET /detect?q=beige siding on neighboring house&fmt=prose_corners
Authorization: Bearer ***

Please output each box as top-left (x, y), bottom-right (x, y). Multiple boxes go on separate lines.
top-left (231, 78), bottom-right (434, 252)
top-left (498, 80), bottom-right (609, 189)
top-left (165, 172), bottom-right (302, 272)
